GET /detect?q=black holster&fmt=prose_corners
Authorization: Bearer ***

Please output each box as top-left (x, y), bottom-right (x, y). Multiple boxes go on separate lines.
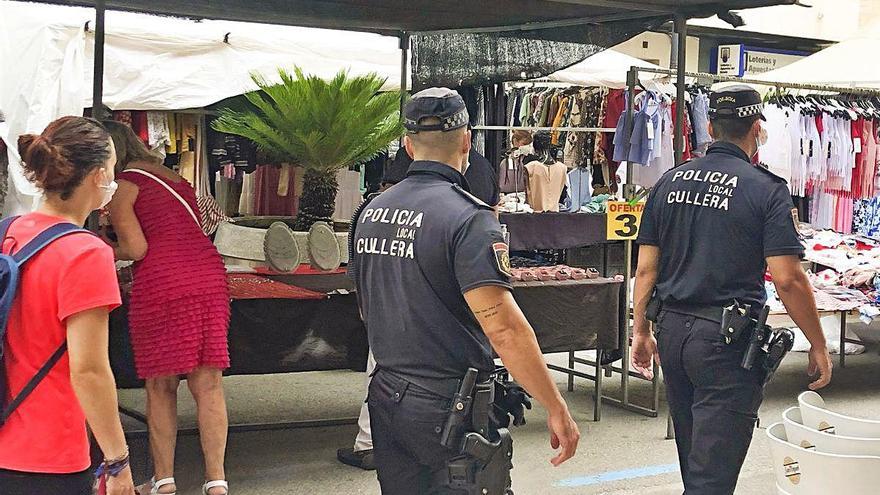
top-left (439, 369), bottom-right (516, 495)
top-left (645, 291), bottom-right (662, 323)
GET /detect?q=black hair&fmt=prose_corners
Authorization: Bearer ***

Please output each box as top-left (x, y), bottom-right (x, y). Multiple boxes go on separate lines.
top-left (710, 115), bottom-right (759, 141)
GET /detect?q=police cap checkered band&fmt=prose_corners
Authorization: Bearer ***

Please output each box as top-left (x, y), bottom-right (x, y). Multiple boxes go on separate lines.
top-left (404, 87), bottom-right (470, 133)
top-left (709, 84), bottom-right (765, 121)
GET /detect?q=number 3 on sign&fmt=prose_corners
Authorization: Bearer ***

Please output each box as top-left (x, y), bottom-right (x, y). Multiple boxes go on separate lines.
top-left (606, 201), bottom-right (645, 240)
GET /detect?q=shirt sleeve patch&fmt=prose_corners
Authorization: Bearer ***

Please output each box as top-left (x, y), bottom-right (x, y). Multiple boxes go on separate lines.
top-left (492, 242), bottom-right (512, 277)
top-left (791, 208), bottom-right (801, 236)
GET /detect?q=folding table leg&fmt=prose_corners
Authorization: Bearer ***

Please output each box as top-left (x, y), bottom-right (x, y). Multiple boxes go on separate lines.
top-left (840, 311), bottom-right (846, 369)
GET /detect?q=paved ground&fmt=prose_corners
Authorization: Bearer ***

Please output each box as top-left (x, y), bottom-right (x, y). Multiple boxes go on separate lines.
top-left (118, 345), bottom-right (880, 495)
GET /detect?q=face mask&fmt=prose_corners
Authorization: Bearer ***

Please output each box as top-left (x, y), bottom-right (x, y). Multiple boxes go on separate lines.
top-left (753, 123), bottom-right (768, 159)
top-left (99, 176), bottom-right (118, 209)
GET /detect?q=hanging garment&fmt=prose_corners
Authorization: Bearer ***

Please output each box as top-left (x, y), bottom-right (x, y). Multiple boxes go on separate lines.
top-left (146, 112), bottom-right (171, 151)
top-left (238, 171), bottom-right (256, 216)
top-left (334, 169), bottom-right (363, 221)
top-left (254, 165), bottom-right (299, 216)
top-left (525, 160), bottom-right (567, 213)
top-left (567, 167), bottom-right (592, 213)
top-left (499, 146), bottom-right (535, 194)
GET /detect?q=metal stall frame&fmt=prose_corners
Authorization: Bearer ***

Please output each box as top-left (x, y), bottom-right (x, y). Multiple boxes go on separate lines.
top-left (616, 58), bottom-right (880, 421)
top-left (67, 0), bottom-right (800, 437)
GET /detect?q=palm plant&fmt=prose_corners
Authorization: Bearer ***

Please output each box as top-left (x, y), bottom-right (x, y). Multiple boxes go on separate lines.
top-left (213, 67), bottom-right (403, 230)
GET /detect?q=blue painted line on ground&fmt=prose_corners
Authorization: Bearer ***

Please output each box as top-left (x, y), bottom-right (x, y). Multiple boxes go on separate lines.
top-left (556, 463), bottom-right (679, 487)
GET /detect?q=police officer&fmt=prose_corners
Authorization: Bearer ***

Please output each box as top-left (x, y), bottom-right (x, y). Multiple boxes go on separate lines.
top-left (631, 85), bottom-right (833, 494)
top-left (350, 87), bottom-right (580, 494)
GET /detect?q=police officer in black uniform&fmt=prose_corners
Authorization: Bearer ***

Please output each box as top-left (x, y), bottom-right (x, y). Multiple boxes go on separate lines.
top-left (631, 85), bottom-right (833, 495)
top-left (350, 88), bottom-right (580, 494)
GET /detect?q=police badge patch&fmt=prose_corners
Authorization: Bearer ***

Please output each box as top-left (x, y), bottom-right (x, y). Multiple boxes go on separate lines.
top-left (492, 242), bottom-right (512, 277)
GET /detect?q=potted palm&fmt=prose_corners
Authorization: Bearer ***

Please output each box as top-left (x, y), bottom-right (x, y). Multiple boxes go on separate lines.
top-left (214, 67), bottom-right (403, 230)
top-left (213, 68), bottom-right (403, 271)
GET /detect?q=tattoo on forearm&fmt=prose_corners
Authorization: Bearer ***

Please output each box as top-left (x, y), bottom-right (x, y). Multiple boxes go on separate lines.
top-left (474, 302), bottom-right (503, 319)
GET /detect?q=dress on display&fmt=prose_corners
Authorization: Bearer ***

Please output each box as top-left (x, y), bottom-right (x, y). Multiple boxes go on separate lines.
top-left (120, 170), bottom-right (230, 379)
top-left (525, 160), bottom-right (567, 212)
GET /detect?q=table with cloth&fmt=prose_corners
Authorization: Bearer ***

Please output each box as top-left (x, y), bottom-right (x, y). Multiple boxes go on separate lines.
top-left (109, 269), bottom-right (622, 423)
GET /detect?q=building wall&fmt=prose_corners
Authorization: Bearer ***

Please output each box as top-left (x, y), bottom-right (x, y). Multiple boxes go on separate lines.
top-left (689, 0), bottom-right (880, 42)
top-left (612, 32), bottom-right (700, 71)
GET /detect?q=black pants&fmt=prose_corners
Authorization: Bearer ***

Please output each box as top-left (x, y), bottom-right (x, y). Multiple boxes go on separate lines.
top-left (0, 468), bottom-right (92, 495)
top-left (368, 370), bottom-right (511, 494)
top-left (656, 311), bottom-right (765, 495)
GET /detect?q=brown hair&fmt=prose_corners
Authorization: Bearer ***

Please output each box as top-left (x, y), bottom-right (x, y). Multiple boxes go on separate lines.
top-left (511, 130), bottom-right (533, 145)
top-left (102, 120), bottom-right (162, 173)
top-left (18, 116), bottom-right (111, 200)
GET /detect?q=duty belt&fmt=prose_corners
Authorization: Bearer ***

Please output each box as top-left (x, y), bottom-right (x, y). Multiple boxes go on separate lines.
top-left (661, 301), bottom-right (725, 323)
top-left (375, 368), bottom-right (493, 400)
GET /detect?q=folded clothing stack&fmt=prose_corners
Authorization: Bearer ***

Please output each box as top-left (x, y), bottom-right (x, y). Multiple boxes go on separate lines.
top-left (510, 265), bottom-right (600, 282)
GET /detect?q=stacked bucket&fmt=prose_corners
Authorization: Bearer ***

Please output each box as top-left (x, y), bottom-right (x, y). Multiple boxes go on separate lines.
top-left (767, 392), bottom-right (880, 494)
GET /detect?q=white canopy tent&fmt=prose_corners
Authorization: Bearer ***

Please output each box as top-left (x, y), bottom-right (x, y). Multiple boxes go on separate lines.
top-left (0, 2), bottom-right (668, 215)
top-left (0, 0), bottom-right (403, 215)
top-left (540, 49), bottom-right (667, 89)
top-left (757, 37), bottom-right (880, 89)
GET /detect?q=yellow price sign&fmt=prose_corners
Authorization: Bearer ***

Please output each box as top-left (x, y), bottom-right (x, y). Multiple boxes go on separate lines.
top-left (606, 201), bottom-right (645, 240)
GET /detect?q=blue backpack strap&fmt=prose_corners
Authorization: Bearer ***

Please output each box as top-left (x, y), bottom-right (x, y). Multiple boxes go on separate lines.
top-left (0, 216), bottom-right (21, 249)
top-left (12, 223), bottom-right (91, 265)
top-left (0, 222), bottom-right (91, 423)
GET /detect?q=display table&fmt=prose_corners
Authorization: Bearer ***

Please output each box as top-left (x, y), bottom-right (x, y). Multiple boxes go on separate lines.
top-left (110, 273), bottom-right (622, 388)
top-left (513, 278), bottom-right (621, 352)
top-left (499, 212), bottom-right (607, 250)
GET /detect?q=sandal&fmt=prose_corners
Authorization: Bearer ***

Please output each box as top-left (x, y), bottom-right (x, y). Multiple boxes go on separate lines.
top-left (138, 477), bottom-right (176, 495)
top-left (203, 480), bottom-right (229, 495)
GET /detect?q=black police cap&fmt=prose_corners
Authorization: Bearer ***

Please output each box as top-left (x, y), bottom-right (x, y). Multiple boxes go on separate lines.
top-left (403, 87), bottom-right (469, 133)
top-left (709, 84), bottom-right (766, 121)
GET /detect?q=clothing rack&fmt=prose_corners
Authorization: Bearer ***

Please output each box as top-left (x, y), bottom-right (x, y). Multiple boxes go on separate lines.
top-left (472, 125), bottom-right (616, 133)
top-left (634, 68), bottom-right (880, 97)
top-left (507, 81), bottom-right (583, 89)
top-left (610, 66), bottom-right (880, 422)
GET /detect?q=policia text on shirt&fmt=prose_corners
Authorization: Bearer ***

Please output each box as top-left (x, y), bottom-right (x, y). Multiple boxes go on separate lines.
top-left (631, 85), bottom-right (833, 495)
top-left (349, 88), bottom-right (580, 494)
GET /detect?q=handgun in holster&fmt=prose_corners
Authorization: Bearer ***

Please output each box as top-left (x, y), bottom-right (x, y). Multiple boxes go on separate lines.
top-left (440, 368), bottom-right (514, 495)
top-left (742, 306), bottom-right (771, 370)
top-left (762, 328), bottom-right (795, 385)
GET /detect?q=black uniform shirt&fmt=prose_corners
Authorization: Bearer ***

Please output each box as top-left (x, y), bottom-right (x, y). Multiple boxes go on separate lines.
top-left (637, 142), bottom-right (804, 309)
top-left (464, 149), bottom-right (500, 207)
top-left (351, 160), bottom-right (512, 381)
top-left (383, 148), bottom-right (499, 206)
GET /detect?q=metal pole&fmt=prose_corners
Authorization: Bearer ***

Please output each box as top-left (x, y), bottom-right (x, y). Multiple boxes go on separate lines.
top-left (673, 14), bottom-right (687, 166)
top-left (620, 67), bottom-right (637, 404)
top-left (92, 0), bottom-right (106, 120)
top-left (86, 0), bottom-right (106, 232)
top-left (399, 32), bottom-right (410, 114)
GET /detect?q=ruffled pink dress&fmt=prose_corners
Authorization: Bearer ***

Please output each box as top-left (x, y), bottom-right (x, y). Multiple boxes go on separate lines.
top-left (120, 170), bottom-right (230, 379)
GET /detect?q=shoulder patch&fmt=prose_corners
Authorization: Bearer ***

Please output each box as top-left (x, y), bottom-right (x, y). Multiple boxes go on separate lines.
top-left (492, 242), bottom-right (512, 277)
top-left (451, 184), bottom-right (493, 210)
top-left (755, 163), bottom-right (788, 184)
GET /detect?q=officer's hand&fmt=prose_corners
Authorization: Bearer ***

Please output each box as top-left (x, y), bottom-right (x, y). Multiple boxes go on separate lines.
top-left (631, 332), bottom-right (660, 380)
top-left (807, 346), bottom-right (832, 390)
top-left (547, 406), bottom-right (580, 466)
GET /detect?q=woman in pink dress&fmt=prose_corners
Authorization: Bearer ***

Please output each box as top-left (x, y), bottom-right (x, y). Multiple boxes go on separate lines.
top-left (103, 121), bottom-right (230, 495)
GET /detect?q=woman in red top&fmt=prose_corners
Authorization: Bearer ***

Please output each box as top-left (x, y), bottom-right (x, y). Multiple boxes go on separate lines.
top-left (0, 117), bottom-right (135, 495)
top-left (103, 122), bottom-right (230, 495)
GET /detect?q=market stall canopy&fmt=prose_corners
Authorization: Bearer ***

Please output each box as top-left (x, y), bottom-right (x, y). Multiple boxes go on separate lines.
top-left (541, 49), bottom-right (666, 89)
top-left (31, 0), bottom-right (797, 88)
top-left (757, 37), bottom-right (880, 89)
top-left (0, 1), bottom-right (403, 214)
top-left (28, 0), bottom-right (798, 37)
